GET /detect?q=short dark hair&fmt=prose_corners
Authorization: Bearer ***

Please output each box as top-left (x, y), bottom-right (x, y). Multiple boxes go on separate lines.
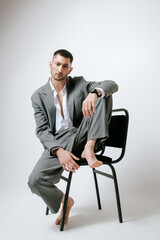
top-left (53, 49), bottom-right (73, 63)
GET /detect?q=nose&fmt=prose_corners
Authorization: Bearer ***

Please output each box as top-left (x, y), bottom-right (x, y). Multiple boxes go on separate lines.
top-left (58, 65), bottom-right (63, 73)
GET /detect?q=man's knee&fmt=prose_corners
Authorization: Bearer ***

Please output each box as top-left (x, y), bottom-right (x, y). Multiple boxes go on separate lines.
top-left (96, 95), bottom-right (112, 109)
top-left (95, 96), bottom-right (112, 119)
top-left (28, 172), bottom-right (41, 193)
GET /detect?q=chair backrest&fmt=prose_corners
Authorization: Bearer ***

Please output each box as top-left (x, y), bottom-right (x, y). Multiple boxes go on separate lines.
top-left (105, 109), bottom-right (129, 162)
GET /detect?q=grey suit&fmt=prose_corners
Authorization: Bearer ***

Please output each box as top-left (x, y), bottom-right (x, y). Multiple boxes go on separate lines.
top-left (28, 76), bottom-right (118, 213)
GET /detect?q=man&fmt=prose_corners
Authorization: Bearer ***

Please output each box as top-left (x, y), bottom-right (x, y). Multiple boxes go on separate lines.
top-left (28, 49), bottom-right (118, 225)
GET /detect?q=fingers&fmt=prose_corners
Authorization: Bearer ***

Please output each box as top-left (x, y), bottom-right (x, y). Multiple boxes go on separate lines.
top-left (82, 102), bottom-right (93, 118)
top-left (63, 161), bottom-right (79, 173)
top-left (70, 157), bottom-right (80, 171)
top-left (92, 101), bottom-right (96, 114)
top-left (82, 94), bottom-right (97, 118)
top-left (71, 153), bottom-right (79, 161)
top-left (63, 165), bottom-right (69, 172)
top-left (62, 154), bottom-right (80, 173)
top-left (82, 102), bottom-right (94, 118)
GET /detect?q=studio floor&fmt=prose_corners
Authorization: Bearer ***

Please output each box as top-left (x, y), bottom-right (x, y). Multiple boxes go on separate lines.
top-left (1, 190), bottom-right (160, 240)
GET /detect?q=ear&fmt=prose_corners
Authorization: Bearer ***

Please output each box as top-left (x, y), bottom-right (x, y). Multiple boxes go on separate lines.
top-left (49, 61), bottom-right (52, 68)
top-left (69, 67), bottom-right (73, 74)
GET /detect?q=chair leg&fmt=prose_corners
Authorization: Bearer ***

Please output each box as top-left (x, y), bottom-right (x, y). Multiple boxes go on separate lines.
top-left (46, 207), bottom-right (49, 215)
top-left (109, 164), bottom-right (123, 223)
top-left (60, 171), bottom-right (73, 231)
top-left (93, 169), bottom-right (102, 210)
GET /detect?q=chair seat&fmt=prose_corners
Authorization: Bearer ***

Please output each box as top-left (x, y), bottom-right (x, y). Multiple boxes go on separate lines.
top-left (77, 155), bottom-right (112, 166)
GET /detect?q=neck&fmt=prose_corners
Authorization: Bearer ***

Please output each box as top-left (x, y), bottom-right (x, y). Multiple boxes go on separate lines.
top-left (51, 77), bottom-right (66, 92)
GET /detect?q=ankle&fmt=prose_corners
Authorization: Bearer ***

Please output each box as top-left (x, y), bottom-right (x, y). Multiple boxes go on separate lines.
top-left (61, 195), bottom-right (73, 205)
top-left (61, 194), bottom-right (65, 204)
top-left (84, 139), bottom-right (96, 151)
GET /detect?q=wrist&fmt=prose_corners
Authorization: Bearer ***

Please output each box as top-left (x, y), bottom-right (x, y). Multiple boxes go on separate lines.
top-left (90, 89), bottom-right (102, 97)
top-left (54, 148), bottom-right (64, 156)
top-left (96, 89), bottom-right (102, 97)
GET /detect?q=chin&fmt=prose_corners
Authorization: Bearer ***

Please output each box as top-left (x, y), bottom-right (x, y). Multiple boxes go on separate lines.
top-left (54, 77), bottom-right (65, 81)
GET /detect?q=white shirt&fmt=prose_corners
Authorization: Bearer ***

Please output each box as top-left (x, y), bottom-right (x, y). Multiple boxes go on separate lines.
top-left (49, 79), bottom-right (105, 134)
top-left (49, 79), bottom-right (73, 134)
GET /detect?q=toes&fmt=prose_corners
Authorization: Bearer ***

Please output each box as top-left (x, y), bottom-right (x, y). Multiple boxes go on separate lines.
top-left (55, 217), bottom-right (61, 225)
top-left (64, 218), bottom-right (68, 224)
top-left (89, 160), bottom-right (103, 168)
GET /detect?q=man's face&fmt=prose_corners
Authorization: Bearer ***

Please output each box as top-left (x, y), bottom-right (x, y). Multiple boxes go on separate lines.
top-left (49, 54), bottom-right (73, 82)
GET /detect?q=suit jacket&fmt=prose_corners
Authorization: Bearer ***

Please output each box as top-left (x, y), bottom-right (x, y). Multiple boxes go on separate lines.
top-left (31, 76), bottom-right (118, 153)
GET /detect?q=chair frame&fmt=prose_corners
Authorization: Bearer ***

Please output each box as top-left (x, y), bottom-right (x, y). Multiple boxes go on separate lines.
top-left (46, 108), bottom-right (129, 231)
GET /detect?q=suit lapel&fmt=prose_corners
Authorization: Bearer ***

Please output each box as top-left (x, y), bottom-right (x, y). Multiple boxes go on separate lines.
top-left (42, 79), bottom-right (56, 131)
top-left (66, 76), bottom-right (74, 122)
top-left (42, 77), bottom-right (75, 129)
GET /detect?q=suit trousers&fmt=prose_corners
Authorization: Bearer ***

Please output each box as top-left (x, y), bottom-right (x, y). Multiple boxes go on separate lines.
top-left (28, 96), bottom-right (112, 213)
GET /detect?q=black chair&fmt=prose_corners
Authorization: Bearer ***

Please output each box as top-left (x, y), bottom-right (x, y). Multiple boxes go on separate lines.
top-left (46, 108), bottom-right (129, 231)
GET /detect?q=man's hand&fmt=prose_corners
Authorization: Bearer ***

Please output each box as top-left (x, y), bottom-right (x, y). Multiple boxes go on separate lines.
top-left (55, 148), bottom-right (80, 173)
top-left (82, 93), bottom-right (98, 118)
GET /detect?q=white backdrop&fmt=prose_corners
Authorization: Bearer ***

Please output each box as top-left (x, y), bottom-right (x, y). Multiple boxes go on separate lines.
top-left (0, 0), bottom-right (160, 211)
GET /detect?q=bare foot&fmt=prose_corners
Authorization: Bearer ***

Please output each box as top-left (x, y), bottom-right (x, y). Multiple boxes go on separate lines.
top-left (81, 148), bottom-right (103, 168)
top-left (55, 197), bottom-right (74, 225)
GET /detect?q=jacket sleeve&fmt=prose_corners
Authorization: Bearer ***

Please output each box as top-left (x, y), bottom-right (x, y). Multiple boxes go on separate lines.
top-left (31, 93), bottom-right (63, 155)
top-left (78, 76), bottom-right (118, 97)
top-left (86, 79), bottom-right (118, 97)
top-left (97, 80), bottom-right (118, 97)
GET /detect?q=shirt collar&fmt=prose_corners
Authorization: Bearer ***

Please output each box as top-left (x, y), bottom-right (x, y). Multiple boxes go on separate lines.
top-left (49, 78), bottom-right (66, 96)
